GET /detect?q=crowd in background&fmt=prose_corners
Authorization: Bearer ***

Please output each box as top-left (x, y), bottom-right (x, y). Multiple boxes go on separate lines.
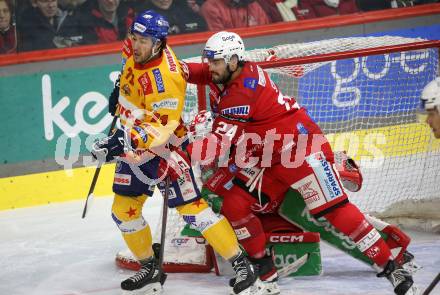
top-left (0, 0), bottom-right (439, 54)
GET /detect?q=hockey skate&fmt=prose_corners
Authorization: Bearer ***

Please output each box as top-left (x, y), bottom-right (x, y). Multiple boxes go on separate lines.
top-left (230, 277), bottom-right (278, 295)
top-left (229, 253), bottom-right (275, 295)
top-left (231, 252), bottom-right (263, 295)
top-left (121, 246), bottom-right (167, 295)
top-left (400, 251), bottom-right (422, 274)
top-left (377, 260), bottom-right (419, 295)
top-left (249, 254), bottom-right (280, 295)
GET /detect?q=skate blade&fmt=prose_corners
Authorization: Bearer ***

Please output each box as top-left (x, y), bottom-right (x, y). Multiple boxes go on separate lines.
top-left (258, 281), bottom-right (280, 295)
top-left (233, 279), bottom-right (265, 295)
top-left (403, 261), bottom-right (423, 274)
top-left (122, 282), bottom-right (162, 295)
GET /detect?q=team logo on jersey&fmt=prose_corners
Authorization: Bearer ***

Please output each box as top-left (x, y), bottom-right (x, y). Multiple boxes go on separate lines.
top-left (133, 126), bottom-right (148, 143)
top-left (296, 180), bottom-right (320, 204)
top-left (244, 78), bottom-right (258, 90)
top-left (152, 68), bottom-right (165, 93)
top-left (183, 215), bottom-right (196, 225)
top-left (306, 152), bottom-right (343, 200)
top-left (221, 105), bottom-right (250, 116)
top-left (228, 163), bottom-right (238, 173)
top-left (151, 98), bottom-right (178, 110)
top-left (164, 48), bottom-right (178, 72)
top-left (207, 172), bottom-right (226, 190)
top-left (171, 238), bottom-right (190, 247)
top-left (138, 72), bottom-right (153, 95)
top-left (115, 161), bottom-right (123, 173)
top-left (180, 61), bottom-right (189, 80)
top-left (291, 174), bottom-right (326, 210)
top-left (122, 39), bottom-right (132, 57)
top-left (257, 66), bottom-right (266, 86)
top-left (224, 180), bottom-right (233, 190)
top-left (122, 84), bottom-right (131, 96)
top-left (234, 227), bottom-right (251, 240)
top-left (296, 122), bottom-right (308, 135)
top-left (114, 173), bottom-right (131, 186)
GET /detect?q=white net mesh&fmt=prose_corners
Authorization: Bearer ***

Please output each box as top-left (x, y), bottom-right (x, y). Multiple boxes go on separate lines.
top-left (245, 37), bottom-right (440, 222)
top-left (159, 36), bottom-right (440, 261)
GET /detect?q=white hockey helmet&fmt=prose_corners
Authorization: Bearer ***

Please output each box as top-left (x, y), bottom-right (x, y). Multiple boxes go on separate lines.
top-left (420, 77), bottom-right (440, 112)
top-left (203, 31), bottom-right (245, 64)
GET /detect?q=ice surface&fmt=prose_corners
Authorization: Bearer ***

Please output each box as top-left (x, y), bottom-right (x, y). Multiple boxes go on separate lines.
top-left (1, 195), bottom-right (439, 295)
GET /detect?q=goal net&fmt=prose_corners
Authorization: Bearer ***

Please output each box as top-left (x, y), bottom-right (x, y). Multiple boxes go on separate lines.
top-left (250, 37), bottom-right (440, 232)
top-left (118, 36), bottom-right (440, 272)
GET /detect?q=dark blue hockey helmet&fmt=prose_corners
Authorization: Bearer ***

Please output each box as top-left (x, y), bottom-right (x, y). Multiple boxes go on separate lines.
top-left (130, 10), bottom-right (169, 41)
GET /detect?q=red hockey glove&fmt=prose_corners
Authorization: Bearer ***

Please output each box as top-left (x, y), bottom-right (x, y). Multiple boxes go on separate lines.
top-left (334, 151), bottom-right (363, 192)
top-left (158, 148), bottom-right (192, 182)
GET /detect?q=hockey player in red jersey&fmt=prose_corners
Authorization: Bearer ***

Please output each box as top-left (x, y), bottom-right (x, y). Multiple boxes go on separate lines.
top-left (181, 31), bottom-right (418, 295)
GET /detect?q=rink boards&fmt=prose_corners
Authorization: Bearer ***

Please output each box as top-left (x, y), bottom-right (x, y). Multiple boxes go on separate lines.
top-left (1, 121), bottom-right (438, 211)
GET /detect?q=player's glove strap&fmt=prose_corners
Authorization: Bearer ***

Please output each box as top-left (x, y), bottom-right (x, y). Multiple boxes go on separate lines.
top-left (91, 128), bottom-right (132, 162)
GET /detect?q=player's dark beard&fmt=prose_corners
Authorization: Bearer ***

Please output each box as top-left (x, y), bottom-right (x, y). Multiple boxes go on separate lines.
top-left (215, 65), bottom-right (234, 84)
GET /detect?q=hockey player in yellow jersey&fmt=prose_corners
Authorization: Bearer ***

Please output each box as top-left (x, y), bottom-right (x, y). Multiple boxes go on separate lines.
top-left (91, 10), bottom-right (260, 295)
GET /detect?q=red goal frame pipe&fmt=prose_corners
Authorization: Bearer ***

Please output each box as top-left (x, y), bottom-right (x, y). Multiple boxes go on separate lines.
top-left (258, 40), bottom-right (440, 68)
top-left (197, 40), bottom-right (440, 111)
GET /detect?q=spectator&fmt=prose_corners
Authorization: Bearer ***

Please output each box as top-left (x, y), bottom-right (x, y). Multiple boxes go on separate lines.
top-left (77, 0), bottom-right (134, 44)
top-left (0, 0), bottom-right (16, 54)
top-left (186, 0), bottom-right (204, 14)
top-left (15, 0), bottom-right (32, 17)
top-left (58, 0), bottom-right (86, 11)
top-left (200, 0), bottom-right (272, 31)
top-left (17, 0), bottom-right (85, 51)
top-left (256, 0), bottom-right (284, 22)
top-left (294, 0), bottom-right (359, 19)
top-left (135, 0), bottom-right (207, 34)
top-left (356, 0), bottom-right (392, 11)
top-left (414, 0), bottom-right (439, 4)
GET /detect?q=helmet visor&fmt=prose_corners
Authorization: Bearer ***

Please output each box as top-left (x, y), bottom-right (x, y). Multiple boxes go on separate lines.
top-left (202, 49), bottom-right (217, 61)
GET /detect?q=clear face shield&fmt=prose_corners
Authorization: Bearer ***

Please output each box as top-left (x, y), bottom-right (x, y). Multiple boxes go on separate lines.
top-left (201, 49), bottom-right (216, 65)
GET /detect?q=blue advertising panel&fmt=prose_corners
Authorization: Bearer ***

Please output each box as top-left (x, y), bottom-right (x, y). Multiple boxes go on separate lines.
top-left (297, 48), bottom-right (438, 122)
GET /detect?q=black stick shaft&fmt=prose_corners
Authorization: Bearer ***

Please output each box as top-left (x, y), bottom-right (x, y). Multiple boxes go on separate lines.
top-left (423, 273), bottom-right (440, 295)
top-left (81, 116), bottom-right (118, 219)
top-left (158, 176), bottom-right (170, 271)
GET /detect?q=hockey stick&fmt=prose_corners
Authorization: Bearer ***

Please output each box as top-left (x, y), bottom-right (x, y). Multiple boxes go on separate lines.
top-left (81, 116), bottom-right (118, 219)
top-left (423, 272), bottom-right (440, 295)
top-left (277, 253), bottom-right (309, 278)
top-left (158, 176), bottom-right (171, 273)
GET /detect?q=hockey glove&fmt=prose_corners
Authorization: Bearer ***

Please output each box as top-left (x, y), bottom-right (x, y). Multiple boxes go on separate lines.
top-left (187, 110), bottom-right (216, 142)
top-left (91, 128), bottom-right (133, 162)
top-left (108, 74), bottom-right (120, 116)
top-left (158, 149), bottom-right (192, 181)
top-left (333, 151), bottom-right (363, 192)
